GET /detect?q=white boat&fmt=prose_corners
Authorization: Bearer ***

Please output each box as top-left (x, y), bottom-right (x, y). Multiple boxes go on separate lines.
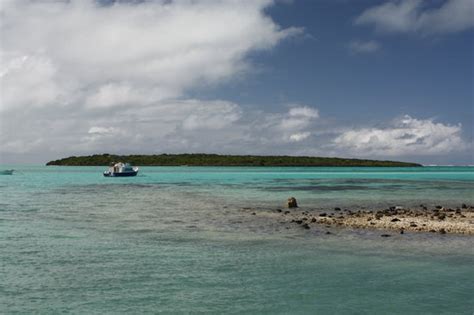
top-left (103, 162), bottom-right (138, 177)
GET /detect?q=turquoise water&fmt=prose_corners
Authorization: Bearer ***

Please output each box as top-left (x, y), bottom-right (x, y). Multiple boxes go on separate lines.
top-left (1, 166), bottom-right (473, 314)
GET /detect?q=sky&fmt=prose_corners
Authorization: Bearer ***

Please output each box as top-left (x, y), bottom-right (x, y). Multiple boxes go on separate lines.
top-left (0, 0), bottom-right (473, 165)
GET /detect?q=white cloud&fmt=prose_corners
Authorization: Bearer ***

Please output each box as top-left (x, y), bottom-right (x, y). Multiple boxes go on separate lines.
top-left (0, 0), bottom-right (302, 112)
top-left (289, 132), bottom-right (311, 142)
top-left (180, 100), bottom-right (242, 130)
top-left (0, 0), bottom-right (306, 161)
top-left (355, 0), bottom-right (474, 35)
top-left (334, 115), bottom-right (466, 156)
top-left (280, 106), bottom-right (319, 131)
top-left (288, 106), bottom-right (319, 118)
top-left (88, 126), bottom-right (118, 135)
top-left (348, 40), bottom-right (380, 54)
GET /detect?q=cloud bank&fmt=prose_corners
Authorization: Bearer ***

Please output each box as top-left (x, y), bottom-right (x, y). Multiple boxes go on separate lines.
top-left (0, 0), bottom-right (302, 112)
top-left (334, 115), bottom-right (466, 156)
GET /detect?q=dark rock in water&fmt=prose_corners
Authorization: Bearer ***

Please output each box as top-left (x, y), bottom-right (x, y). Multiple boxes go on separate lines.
top-left (325, 231), bottom-right (331, 235)
top-left (287, 197), bottom-right (298, 208)
top-left (462, 203), bottom-right (467, 209)
top-left (429, 229), bottom-right (436, 233)
top-left (302, 217), bottom-right (307, 221)
top-left (391, 218), bottom-right (400, 222)
top-left (295, 220), bottom-right (303, 224)
top-left (311, 217), bottom-right (316, 223)
top-left (381, 234), bottom-right (391, 237)
top-left (251, 212), bottom-right (256, 215)
top-left (439, 228), bottom-right (447, 234)
top-left (435, 205), bottom-right (442, 209)
top-left (284, 211), bottom-right (290, 215)
top-left (276, 209), bottom-right (282, 213)
top-left (400, 229), bottom-right (404, 234)
top-left (302, 223), bottom-right (310, 229)
top-left (319, 213), bottom-right (327, 217)
top-left (334, 207), bottom-right (341, 211)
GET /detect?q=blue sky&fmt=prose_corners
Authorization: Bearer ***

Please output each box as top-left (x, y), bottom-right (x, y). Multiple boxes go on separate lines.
top-left (207, 0), bottom-right (473, 135)
top-left (0, 0), bottom-right (472, 164)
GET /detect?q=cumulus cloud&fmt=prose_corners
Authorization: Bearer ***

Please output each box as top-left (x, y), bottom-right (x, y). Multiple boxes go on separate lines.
top-left (279, 106), bottom-right (319, 131)
top-left (348, 40), bottom-right (380, 54)
top-left (289, 132), bottom-right (311, 142)
top-left (0, 0), bottom-right (306, 161)
top-left (333, 115), bottom-right (466, 156)
top-left (355, 0), bottom-right (474, 35)
top-left (0, 0), bottom-right (302, 113)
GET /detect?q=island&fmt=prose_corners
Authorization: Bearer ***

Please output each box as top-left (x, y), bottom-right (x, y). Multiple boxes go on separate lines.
top-left (46, 153), bottom-right (422, 167)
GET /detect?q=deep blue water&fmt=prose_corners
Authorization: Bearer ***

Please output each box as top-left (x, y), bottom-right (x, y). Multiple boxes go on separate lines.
top-left (1, 166), bottom-right (473, 314)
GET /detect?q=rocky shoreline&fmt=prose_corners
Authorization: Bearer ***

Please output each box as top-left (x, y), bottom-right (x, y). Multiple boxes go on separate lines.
top-left (247, 202), bottom-right (474, 236)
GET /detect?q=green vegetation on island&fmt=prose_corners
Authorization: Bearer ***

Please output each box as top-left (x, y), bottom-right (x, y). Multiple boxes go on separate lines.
top-left (46, 154), bottom-right (422, 167)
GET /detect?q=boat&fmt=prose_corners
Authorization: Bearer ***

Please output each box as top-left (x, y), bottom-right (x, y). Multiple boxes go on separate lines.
top-left (0, 169), bottom-right (14, 175)
top-left (103, 162), bottom-right (138, 177)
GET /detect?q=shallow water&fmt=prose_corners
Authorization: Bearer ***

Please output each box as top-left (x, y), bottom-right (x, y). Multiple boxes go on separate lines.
top-left (1, 166), bottom-right (473, 313)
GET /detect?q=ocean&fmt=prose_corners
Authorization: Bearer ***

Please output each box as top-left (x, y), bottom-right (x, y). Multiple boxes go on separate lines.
top-left (1, 166), bottom-right (473, 314)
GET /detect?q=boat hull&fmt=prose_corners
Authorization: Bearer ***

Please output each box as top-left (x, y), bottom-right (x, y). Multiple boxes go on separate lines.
top-left (103, 171), bottom-right (138, 177)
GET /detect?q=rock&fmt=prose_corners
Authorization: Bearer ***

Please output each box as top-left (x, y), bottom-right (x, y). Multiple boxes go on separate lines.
top-left (462, 203), bottom-right (467, 209)
top-left (287, 197), bottom-right (298, 208)
top-left (284, 211), bottom-right (290, 215)
top-left (429, 229), bottom-right (436, 233)
top-left (325, 231), bottom-right (331, 235)
top-left (439, 228), bottom-right (447, 234)
top-left (319, 213), bottom-right (327, 217)
top-left (438, 213), bottom-right (446, 220)
top-left (295, 220), bottom-right (303, 224)
top-left (334, 207), bottom-right (341, 211)
top-left (251, 212), bottom-right (256, 215)
top-left (276, 209), bottom-right (282, 213)
top-left (400, 229), bottom-right (404, 234)
top-left (311, 217), bottom-right (316, 223)
top-left (381, 234), bottom-right (391, 237)
top-left (391, 218), bottom-right (400, 222)
top-left (435, 205), bottom-right (442, 209)
top-left (302, 223), bottom-right (310, 230)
